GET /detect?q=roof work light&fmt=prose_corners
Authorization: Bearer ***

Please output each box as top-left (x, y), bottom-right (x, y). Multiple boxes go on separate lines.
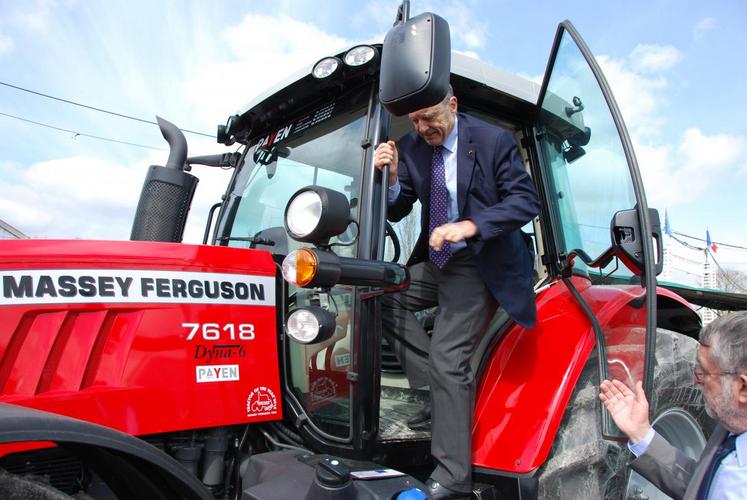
top-left (343, 45), bottom-right (377, 67)
top-left (312, 57), bottom-right (341, 79)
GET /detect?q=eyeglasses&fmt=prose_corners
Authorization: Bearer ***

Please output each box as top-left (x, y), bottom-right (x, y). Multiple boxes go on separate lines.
top-left (693, 366), bottom-right (737, 384)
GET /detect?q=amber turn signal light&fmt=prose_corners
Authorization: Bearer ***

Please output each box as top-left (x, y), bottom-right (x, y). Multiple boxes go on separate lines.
top-left (281, 248), bottom-right (318, 287)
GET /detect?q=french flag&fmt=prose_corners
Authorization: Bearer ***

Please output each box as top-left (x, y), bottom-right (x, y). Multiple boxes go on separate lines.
top-left (706, 230), bottom-right (718, 253)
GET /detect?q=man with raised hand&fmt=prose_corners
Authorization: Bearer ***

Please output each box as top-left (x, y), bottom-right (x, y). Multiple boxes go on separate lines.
top-left (600, 312), bottom-right (747, 499)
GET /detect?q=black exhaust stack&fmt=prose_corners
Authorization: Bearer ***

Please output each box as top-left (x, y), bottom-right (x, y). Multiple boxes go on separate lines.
top-left (130, 117), bottom-right (198, 242)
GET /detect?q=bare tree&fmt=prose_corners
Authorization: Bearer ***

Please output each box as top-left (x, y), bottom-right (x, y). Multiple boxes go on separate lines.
top-left (385, 202), bottom-right (421, 264)
top-left (394, 203), bottom-right (421, 263)
top-left (716, 267), bottom-right (747, 294)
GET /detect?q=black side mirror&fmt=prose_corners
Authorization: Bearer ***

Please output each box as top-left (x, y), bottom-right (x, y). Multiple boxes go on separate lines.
top-left (611, 208), bottom-right (663, 276)
top-left (379, 12), bottom-right (451, 116)
top-left (566, 208), bottom-right (663, 278)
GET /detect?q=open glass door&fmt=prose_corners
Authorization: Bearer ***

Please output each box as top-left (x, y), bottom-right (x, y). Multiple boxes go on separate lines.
top-left (534, 21), bottom-right (660, 438)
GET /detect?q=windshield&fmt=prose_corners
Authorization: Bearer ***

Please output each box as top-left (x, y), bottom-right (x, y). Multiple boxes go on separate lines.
top-left (218, 87), bottom-right (369, 440)
top-left (220, 90), bottom-right (368, 257)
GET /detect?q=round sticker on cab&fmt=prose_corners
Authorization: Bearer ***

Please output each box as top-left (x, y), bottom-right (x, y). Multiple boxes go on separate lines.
top-left (247, 386), bottom-right (278, 417)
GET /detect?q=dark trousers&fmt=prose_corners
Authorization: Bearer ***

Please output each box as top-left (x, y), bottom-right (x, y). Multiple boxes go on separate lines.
top-left (382, 249), bottom-right (497, 492)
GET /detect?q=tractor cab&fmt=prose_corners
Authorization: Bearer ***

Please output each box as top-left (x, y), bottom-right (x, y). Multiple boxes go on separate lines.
top-left (207, 11), bottom-right (704, 499)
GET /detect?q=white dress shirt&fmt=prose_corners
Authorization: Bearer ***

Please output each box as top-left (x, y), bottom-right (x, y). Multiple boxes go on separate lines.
top-left (629, 429), bottom-right (747, 499)
top-left (387, 116), bottom-right (466, 252)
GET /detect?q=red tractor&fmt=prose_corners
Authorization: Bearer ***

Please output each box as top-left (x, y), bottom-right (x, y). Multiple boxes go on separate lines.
top-left (1, 5), bottom-right (743, 499)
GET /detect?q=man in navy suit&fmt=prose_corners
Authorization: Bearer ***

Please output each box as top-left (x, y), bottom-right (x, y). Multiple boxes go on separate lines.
top-left (374, 85), bottom-right (541, 499)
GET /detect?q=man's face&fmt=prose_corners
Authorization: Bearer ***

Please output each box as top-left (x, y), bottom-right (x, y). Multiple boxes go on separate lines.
top-left (408, 96), bottom-right (457, 146)
top-left (696, 345), bottom-right (738, 422)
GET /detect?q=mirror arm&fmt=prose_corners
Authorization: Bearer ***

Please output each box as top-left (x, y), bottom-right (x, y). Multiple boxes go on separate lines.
top-left (562, 247), bottom-right (614, 278)
top-left (394, 0), bottom-right (410, 25)
top-left (586, 247), bottom-right (615, 269)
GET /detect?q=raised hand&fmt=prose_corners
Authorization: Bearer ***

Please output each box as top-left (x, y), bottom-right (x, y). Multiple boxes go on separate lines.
top-left (599, 379), bottom-right (652, 442)
top-left (373, 141), bottom-right (399, 186)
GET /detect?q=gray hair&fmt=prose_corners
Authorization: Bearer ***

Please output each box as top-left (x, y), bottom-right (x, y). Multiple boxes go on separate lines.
top-left (699, 311), bottom-right (747, 373)
top-left (438, 84), bottom-right (454, 106)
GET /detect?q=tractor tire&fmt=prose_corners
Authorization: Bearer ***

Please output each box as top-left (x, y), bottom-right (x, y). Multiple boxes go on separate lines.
top-left (536, 329), bottom-right (713, 500)
top-left (0, 468), bottom-right (74, 499)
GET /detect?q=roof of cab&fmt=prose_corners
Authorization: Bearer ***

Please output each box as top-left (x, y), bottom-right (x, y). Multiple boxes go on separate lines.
top-left (235, 48), bottom-right (541, 119)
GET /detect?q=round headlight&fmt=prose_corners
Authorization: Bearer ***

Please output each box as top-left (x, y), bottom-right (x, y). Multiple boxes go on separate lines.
top-left (344, 45), bottom-right (376, 67)
top-left (286, 306), bottom-right (336, 344)
top-left (312, 57), bottom-right (341, 79)
top-left (284, 186), bottom-right (351, 244)
top-left (286, 190), bottom-right (323, 239)
top-left (281, 248), bottom-right (318, 287)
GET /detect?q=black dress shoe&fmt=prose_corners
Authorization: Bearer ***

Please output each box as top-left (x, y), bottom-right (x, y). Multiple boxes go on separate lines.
top-left (406, 403), bottom-right (431, 430)
top-left (425, 478), bottom-right (470, 499)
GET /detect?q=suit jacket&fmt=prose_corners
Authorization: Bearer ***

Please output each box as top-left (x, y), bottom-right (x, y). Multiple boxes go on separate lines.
top-left (630, 424), bottom-right (729, 500)
top-left (388, 113), bottom-right (541, 328)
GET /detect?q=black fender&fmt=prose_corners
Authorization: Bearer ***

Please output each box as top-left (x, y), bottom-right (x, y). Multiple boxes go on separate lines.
top-left (0, 403), bottom-right (212, 500)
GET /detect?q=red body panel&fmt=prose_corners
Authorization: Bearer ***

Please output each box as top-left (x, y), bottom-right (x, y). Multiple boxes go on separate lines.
top-left (0, 240), bottom-right (282, 452)
top-left (472, 276), bottom-right (694, 474)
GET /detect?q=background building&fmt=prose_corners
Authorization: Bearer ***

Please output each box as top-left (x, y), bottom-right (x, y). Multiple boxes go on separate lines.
top-left (662, 218), bottom-right (747, 324)
top-left (0, 219), bottom-right (26, 239)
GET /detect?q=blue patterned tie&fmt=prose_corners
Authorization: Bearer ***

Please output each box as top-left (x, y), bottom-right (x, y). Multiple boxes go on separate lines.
top-left (429, 146), bottom-right (452, 268)
top-left (696, 433), bottom-right (737, 500)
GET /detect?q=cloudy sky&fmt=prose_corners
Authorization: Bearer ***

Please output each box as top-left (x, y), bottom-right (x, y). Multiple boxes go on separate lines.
top-left (1, 0), bottom-right (745, 288)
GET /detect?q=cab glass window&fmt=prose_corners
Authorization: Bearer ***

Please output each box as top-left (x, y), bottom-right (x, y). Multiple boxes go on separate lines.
top-left (220, 88), bottom-right (368, 440)
top-left (538, 32), bottom-right (637, 277)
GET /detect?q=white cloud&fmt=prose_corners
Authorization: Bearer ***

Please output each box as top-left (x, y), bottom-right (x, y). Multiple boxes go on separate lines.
top-left (365, 1), bottom-right (487, 51)
top-left (0, 33), bottom-right (13, 55)
top-left (460, 30), bottom-right (485, 50)
top-left (183, 14), bottom-right (349, 126)
top-left (0, 160), bottom-right (19, 175)
top-left (429, 1), bottom-right (486, 50)
top-left (629, 44), bottom-right (683, 73)
top-left (0, 188), bottom-right (56, 231)
top-left (0, 147), bottom-right (232, 243)
top-left (2, 13), bottom-right (350, 243)
top-left (24, 158), bottom-right (140, 208)
top-left (636, 128), bottom-right (747, 209)
top-left (677, 128), bottom-right (746, 173)
top-left (0, 157), bottom-right (142, 239)
top-left (9, 0), bottom-right (58, 33)
top-left (597, 55), bottom-right (669, 138)
top-left (693, 17), bottom-right (716, 41)
top-left (593, 44), bottom-right (747, 218)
